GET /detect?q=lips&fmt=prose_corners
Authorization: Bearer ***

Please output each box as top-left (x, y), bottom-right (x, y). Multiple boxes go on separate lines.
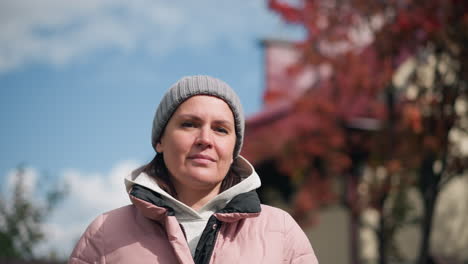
top-left (188, 154), bottom-right (216, 162)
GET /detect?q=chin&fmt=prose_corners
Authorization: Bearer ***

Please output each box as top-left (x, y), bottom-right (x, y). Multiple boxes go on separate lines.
top-left (191, 175), bottom-right (223, 186)
top-left (185, 171), bottom-right (224, 188)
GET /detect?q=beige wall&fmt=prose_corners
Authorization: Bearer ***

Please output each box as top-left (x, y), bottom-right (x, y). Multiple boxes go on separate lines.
top-left (304, 174), bottom-right (468, 264)
top-left (306, 205), bottom-right (350, 264)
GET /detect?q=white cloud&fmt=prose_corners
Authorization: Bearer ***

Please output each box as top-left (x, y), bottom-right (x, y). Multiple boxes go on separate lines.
top-left (35, 160), bottom-right (140, 258)
top-left (0, 0), bottom-right (286, 73)
top-left (5, 167), bottom-right (39, 196)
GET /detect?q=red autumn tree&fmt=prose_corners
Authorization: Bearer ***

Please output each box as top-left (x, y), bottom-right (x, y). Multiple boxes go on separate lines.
top-left (243, 0), bottom-right (468, 263)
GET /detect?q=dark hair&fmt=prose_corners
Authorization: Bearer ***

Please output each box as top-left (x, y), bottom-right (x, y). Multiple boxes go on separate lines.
top-left (142, 153), bottom-right (242, 197)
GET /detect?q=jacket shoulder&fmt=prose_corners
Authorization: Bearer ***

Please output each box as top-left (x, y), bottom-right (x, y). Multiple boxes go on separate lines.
top-left (89, 205), bottom-right (139, 237)
top-left (258, 204), bottom-right (297, 229)
top-left (259, 204), bottom-right (290, 217)
top-left (69, 205), bottom-right (137, 263)
top-left (258, 204), bottom-right (319, 264)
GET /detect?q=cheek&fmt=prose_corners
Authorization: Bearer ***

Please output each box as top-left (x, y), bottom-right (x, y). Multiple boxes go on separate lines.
top-left (162, 138), bottom-right (188, 174)
top-left (167, 132), bottom-right (194, 150)
top-left (224, 138), bottom-right (237, 155)
top-left (159, 136), bottom-right (192, 167)
top-left (218, 140), bottom-right (236, 161)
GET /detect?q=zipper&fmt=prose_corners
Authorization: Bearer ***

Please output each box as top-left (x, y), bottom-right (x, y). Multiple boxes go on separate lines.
top-left (204, 220), bottom-right (222, 264)
top-left (179, 223), bottom-right (188, 241)
top-left (194, 218), bottom-right (223, 264)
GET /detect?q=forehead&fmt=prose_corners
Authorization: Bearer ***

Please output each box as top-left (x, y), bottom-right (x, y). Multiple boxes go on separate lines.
top-left (172, 95), bottom-right (234, 121)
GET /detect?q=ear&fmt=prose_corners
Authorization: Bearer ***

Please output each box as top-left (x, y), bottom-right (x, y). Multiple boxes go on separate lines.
top-left (156, 141), bottom-right (164, 153)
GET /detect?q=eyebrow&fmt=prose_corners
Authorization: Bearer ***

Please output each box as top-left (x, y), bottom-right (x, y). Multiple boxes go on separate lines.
top-left (177, 114), bottom-right (234, 126)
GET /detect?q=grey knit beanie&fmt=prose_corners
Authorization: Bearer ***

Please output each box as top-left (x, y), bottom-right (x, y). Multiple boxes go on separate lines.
top-left (152, 75), bottom-right (245, 157)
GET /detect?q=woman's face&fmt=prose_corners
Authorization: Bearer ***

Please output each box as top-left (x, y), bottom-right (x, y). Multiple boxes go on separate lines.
top-left (156, 95), bottom-right (236, 192)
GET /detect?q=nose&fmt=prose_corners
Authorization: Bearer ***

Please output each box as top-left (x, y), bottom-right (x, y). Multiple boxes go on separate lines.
top-left (195, 127), bottom-right (213, 148)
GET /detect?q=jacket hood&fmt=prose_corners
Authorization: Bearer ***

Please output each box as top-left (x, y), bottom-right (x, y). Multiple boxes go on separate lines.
top-left (124, 155), bottom-right (262, 221)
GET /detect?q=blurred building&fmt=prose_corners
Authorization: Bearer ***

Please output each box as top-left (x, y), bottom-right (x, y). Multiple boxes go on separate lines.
top-left (242, 39), bottom-right (468, 264)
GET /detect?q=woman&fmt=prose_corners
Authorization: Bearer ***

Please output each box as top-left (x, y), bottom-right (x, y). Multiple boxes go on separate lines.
top-left (69, 75), bottom-right (318, 264)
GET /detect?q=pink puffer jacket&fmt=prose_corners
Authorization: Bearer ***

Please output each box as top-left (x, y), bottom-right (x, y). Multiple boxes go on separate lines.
top-left (69, 185), bottom-right (318, 264)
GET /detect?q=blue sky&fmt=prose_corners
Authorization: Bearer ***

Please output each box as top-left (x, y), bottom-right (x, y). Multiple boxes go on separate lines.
top-left (0, 0), bottom-right (299, 178)
top-left (0, 0), bottom-right (302, 257)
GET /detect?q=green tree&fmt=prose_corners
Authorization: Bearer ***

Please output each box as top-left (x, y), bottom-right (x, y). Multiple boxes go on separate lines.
top-left (0, 166), bottom-right (67, 260)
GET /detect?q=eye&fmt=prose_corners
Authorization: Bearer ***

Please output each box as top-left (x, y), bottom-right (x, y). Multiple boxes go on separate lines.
top-left (214, 126), bottom-right (229, 134)
top-left (181, 121), bottom-right (195, 128)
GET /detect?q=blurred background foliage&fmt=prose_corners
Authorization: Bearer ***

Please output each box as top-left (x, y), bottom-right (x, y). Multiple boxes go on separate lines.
top-left (0, 166), bottom-right (67, 263)
top-left (243, 0), bottom-right (468, 263)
